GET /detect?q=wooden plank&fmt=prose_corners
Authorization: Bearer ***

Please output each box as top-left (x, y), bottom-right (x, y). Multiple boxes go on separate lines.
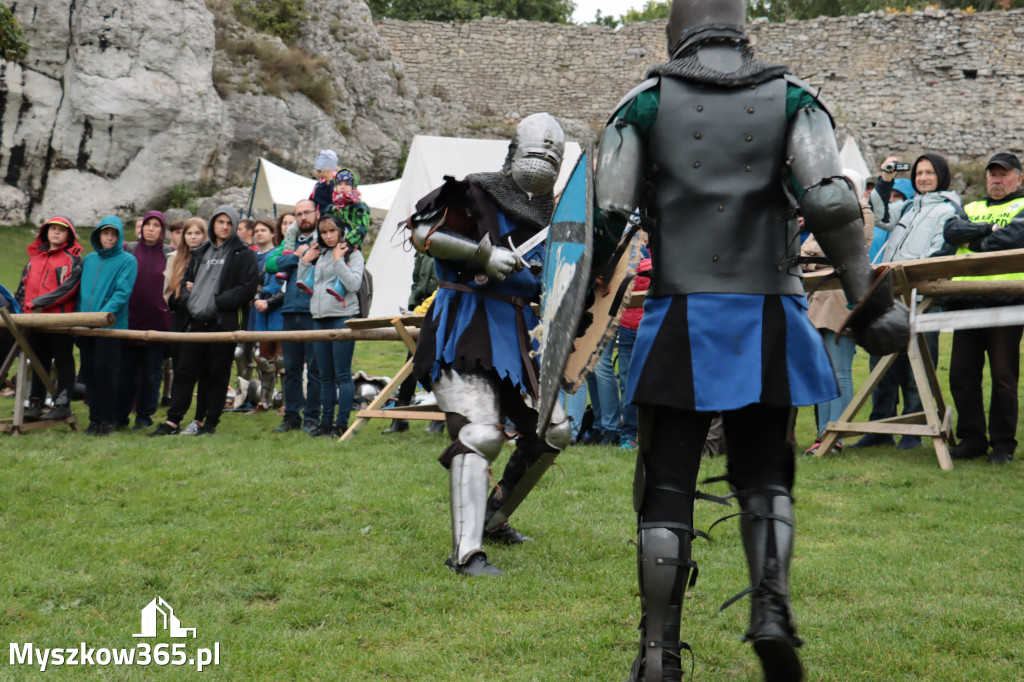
top-left (345, 315), bottom-right (424, 330)
top-left (0, 312), bottom-right (113, 329)
top-left (355, 409), bottom-right (445, 420)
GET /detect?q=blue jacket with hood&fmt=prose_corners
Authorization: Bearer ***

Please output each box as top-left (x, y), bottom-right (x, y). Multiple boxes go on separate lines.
top-left (78, 216), bottom-right (138, 329)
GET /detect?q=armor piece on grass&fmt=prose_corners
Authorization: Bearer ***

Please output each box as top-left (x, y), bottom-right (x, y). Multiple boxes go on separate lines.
top-left (788, 106), bottom-right (909, 356)
top-left (647, 76), bottom-right (802, 297)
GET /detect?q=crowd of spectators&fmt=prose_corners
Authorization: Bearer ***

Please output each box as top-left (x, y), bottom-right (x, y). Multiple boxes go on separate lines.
top-left (7, 147), bottom-right (1024, 463)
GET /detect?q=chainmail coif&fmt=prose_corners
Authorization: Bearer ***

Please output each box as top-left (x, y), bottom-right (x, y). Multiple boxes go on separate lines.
top-left (465, 171), bottom-right (555, 231)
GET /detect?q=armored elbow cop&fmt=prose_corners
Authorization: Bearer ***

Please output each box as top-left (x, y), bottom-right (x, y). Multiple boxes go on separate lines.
top-left (595, 120), bottom-right (647, 219)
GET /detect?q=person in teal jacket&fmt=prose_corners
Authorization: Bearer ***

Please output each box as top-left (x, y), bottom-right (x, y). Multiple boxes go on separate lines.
top-left (77, 215), bottom-right (138, 436)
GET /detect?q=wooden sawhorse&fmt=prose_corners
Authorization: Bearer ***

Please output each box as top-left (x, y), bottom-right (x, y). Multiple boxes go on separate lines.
top-left (339, 314), bottom-right (444, 441)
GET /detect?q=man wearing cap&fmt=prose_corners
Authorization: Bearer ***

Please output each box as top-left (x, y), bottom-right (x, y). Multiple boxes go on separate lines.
top-left (942, 152), bottom-right (1024, 464)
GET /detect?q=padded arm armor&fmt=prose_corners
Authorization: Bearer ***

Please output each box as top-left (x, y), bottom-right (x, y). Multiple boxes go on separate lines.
top-left (595, 119), bottom-right (647, 220)
top-left (788, 106), bottom-right (909, 355)
top-left (409, 212), bottom-right (518, 281)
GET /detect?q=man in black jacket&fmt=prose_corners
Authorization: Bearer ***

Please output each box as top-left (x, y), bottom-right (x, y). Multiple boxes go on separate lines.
top-left (943, 152), bottom-right (1024, 464)
top-left (151, 205), bottom-right (259, 436)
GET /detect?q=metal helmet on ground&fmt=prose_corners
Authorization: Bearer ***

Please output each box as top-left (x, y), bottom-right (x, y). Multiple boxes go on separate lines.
top-left (667, 0), bottom-right (745, 56)
top-left (505, 113), bottom-right (564, 199)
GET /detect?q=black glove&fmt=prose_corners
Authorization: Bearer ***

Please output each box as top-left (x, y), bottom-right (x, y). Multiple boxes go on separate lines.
top-left (851, 300), bottom-right (910, 356)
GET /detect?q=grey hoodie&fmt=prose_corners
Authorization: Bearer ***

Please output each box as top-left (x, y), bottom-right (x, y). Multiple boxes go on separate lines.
top-left (188, 204), bottom-right (238, 320)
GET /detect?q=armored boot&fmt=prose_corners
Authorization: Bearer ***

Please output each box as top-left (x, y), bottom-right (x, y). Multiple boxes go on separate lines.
top-left (381, 400), bottom-right (409, 434)
top-left (445, 451), bottom-right (503, 577)
top-left (41, 389), bottom-right (72, 421)
top-left (627, 523), bottom-right (696, 682)
top-left (733, 486), bottom-right (803, 682)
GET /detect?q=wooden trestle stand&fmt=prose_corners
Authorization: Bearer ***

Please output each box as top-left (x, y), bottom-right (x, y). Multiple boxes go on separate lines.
top-left (0, 311), bottom-right (115, 434)
top-left (804, 249), bottom-right (1024, 470)
top-left (339, 315), bottom-right (444, 441)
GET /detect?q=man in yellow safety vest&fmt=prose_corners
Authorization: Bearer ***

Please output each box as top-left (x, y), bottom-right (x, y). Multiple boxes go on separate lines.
top-left (942, 152), bottom-right (1024, 465)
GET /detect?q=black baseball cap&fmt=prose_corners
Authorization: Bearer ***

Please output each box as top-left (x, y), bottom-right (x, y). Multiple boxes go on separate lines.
top-left (986, 152), bottom-right (1022, 172)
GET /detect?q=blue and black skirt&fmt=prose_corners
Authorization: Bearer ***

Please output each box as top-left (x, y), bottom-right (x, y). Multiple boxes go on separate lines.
top-left (624, 293), bottom-right (838, 412)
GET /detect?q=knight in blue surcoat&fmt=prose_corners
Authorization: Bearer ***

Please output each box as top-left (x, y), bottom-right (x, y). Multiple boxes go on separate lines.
top-left (404, 114), bottom-right (572, 577)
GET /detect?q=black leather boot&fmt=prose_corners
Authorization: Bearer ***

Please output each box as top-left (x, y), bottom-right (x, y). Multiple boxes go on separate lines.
top-left (730, 486), bottom-right (803, 682)
top-left (23, 398), bottom-right (43, 421)
top-left (382, 400), bottom-right (409, 433)
top-left (41, 390), bottom-right (72, 421)
top-left (626, 523), bottom-right (696, 682)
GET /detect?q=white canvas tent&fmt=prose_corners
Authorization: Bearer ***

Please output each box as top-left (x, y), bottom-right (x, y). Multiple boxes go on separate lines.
top-left (245, 157), bottom-right (399, 220)
top-left (365, 135), bottom-right (582, 318)
top-left (839, 136), bottom-right (871, 184)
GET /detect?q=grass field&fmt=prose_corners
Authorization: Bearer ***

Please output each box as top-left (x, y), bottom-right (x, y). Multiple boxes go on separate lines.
top-left (0, 224), bottom-right (1022, 680)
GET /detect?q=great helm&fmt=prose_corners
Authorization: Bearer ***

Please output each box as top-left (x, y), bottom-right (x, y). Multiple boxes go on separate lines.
top-left (666, 0), bottom-right (746, 57)
top-left (505, 113), bottom-right (565, 199)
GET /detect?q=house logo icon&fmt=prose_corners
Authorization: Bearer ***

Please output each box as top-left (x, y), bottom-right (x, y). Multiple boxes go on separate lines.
top-left (133, 597), bottom-right (197, 638)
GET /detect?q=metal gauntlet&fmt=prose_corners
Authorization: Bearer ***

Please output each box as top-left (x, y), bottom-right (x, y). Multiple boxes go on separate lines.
top-left (788, 106), bottom-right (909, 354)
top-left (410, 217), bottom-right (517, 281)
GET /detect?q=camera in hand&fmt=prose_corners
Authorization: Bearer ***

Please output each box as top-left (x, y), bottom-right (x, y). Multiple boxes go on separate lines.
top-left (882, 161), bottom-right (911, 173)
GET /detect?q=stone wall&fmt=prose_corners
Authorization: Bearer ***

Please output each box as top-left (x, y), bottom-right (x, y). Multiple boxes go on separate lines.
top-left (378, 9), bottom-right (1024, 164)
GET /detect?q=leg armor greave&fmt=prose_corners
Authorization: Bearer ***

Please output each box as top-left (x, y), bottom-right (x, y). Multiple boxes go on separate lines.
top-left (732, 485), bottom-right (803, 682)
top-left (449, 422), bottom-right (504, 566)
top-left (629, 522), bottom-right (697, 682)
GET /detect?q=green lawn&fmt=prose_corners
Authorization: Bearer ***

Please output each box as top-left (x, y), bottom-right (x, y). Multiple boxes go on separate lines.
top-left (0, 224), bottom-right (1022, 680)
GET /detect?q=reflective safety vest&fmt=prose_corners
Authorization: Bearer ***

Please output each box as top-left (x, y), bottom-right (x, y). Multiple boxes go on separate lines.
top-left (955, 196), bottom-right (1024, 281)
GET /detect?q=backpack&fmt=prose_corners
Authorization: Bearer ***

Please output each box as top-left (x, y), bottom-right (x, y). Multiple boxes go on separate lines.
top-left (345, 250), bottom-right (373, 318)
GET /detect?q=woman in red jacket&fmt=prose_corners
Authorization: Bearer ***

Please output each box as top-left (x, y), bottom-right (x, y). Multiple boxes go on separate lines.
top-left (15, 216), bottom-right (83, 420)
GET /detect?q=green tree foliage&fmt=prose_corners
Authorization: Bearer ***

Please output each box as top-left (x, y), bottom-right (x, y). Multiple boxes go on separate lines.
top-left (232, 0), bottom-right (308, 44)
top-left (0, 4), bottom-right (29, 63)
top-left (367, 0), bottom-right (575, 23)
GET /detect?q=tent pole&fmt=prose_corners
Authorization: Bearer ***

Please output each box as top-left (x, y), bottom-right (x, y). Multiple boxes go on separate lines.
top-left (245, 159), bottom-right (260, 218)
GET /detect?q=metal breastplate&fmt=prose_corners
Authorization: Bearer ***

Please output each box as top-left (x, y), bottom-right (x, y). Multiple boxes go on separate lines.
top-left (647, 76), bottom-right (803, 297)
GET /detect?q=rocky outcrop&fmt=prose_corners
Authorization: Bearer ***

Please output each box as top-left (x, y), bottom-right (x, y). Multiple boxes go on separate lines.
top-left (0, 0), bottom-right (472, 226)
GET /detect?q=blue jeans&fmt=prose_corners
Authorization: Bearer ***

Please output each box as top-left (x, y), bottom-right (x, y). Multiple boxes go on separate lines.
top-left (593, 329), bottom-right (622, 435)
top-left (816, 330), bottom-right (856, 438)
top-left (282, 313), bottom-right (320, 425)
top-left (560, 386), bottom-right (588, 442)
top-left (868, 330), bottom-right (939, 420)
top-left (313, 317), bottom-right (355, 428)
top-left (617, 326), bottom-right (638, 439)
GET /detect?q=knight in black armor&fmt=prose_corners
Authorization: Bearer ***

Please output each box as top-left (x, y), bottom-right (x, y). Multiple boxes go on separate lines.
top-left (403, 113), bottom-right (572, 577)
top-left (594, 1), bottom-right (909, 679)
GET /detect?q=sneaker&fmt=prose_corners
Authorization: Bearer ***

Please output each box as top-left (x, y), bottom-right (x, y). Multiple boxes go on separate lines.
top-left (897, 435), bottom-right (922, 450)
top-left (302, 419), bottom-right (317, 433)
top-left (804, 441), bottom-right (822, 455)
top-left (22, 400), bottom-right (43, 421)
top-left (180, 421), bottom-right (202, 435)
top-left (425, 420), bottom-right (445, 434)
top-left (950, 441), bottom-right (987, 461)
top-left (849, 433), bottom-right (896, 449)
top-left (84, 421), bottom-right (101, 436)
top-left (149, 423), bottom-right (180, 437)
top-left (132, 418), bottom-right (154, 430)
top-left (599, 431), bottom-right (619, 446)
top-left (444, 553), bottom-right (504, 577)
top-left (619, 437), bottom-right (638, 450)
top-left (582, 429), bottom-right (605, 446)
top-left (273, 419), bottom-right (300, 433)
top-left (196, 425), bottom-right (217, 436)
top-left (988, 446), bottom-right (1015, 465)
top-left (95, 422), bottom-right (114, 437)
top-left (309, 423), bottom-right (338, 437)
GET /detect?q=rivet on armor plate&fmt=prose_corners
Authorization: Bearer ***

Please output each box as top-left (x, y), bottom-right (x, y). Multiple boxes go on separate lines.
top-left (747, 107), bottom-right (755, 113)
top-left (712, 255), bottom-right (719, 262)
top-left (656, 558), bottom-right (664, 564)
top-left (745, 135), bottom-right (753, 142)
top-left (693, 161), bottom-right (700, 169)
top-left (694, 132), bottom-right (702, 139)
top-left (696, 105), bottom-right (704, 112)
top-left (718, 205), bottom-right (724, 212)
top-left (745, 164), bottom-right (752, 172)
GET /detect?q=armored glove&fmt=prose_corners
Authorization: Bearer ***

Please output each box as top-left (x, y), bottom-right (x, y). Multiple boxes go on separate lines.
top-left (468, 234), bottom-right (519, 282)
top-left (849, 301), bottom-right (910, 356)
